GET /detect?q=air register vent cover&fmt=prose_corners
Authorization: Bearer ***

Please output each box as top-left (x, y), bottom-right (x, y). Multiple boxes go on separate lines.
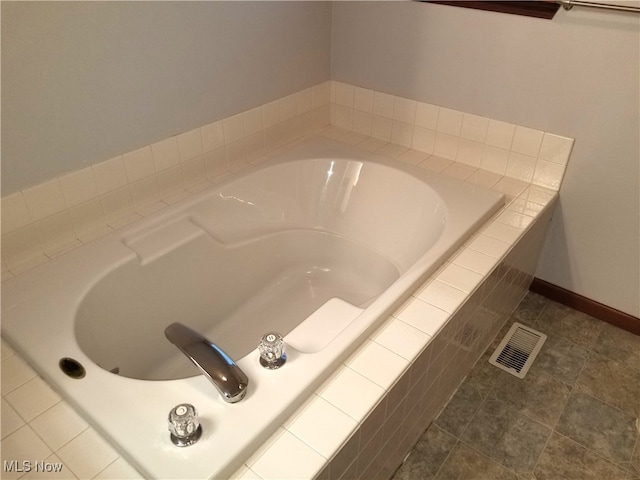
top-left (489, 322), bottom-right (547, 379)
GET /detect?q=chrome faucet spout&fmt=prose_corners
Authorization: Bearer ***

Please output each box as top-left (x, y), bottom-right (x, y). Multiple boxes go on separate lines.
top-left (164, 322), bottom-right (248, 403)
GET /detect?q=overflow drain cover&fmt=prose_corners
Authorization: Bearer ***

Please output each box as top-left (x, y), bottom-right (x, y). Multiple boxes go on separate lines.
top-left (59, 357), bottom-right (86, 379)
top-left (488, 322), bottom-right (546, 379)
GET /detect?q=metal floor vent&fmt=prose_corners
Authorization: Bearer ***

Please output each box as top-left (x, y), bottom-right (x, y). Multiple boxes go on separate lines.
top-left (488, 322), bottom-right (547, 379)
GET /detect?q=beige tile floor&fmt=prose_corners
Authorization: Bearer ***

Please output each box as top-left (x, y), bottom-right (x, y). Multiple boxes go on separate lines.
top-left (393, 292), bottom-right (640, 480)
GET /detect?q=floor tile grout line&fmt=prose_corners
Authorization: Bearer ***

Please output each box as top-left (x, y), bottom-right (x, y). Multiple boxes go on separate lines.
top-left (546, 310), bottom-right (640, 470)
top-left (558, 387), bottom-right (640, 463)
top-left (395, 293), bottom-right (640, 480)
top-left (537, 369), bottom-right (575, 433)
top-left (572, 350), bottom-right (640, 418)
top-left (439, 379), bottom-right (489, 441)
top-left (480, 392), bottom-right (555, 434)
top-left (550, 430), bottom-right (638, 475)
top-left (434, 378), bottom-right (547, 478)
top-left (528, 415), bottom-right (557, 478)
top-left (571, 353), bottom-right (640, 420)
top-left (422, 363), bottom-right (494, 479)
top-left (530, 298), bottom-right (604, 352)
top-left (476, 350), bottom-right (566, 429)
top-left (525, 299), bottom-right (639, 417)
top-left (459, 384), bottom-right (632, 479)
top-left (430, 436), bottom-right (460, 480)
top-left (454, 435), bottom-right (527, 479)
top-left (440, 305), bottom-right (579, 477)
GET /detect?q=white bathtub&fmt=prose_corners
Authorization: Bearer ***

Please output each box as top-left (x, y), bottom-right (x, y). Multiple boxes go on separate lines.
top-left (2, 138), bottom-right (504, 479)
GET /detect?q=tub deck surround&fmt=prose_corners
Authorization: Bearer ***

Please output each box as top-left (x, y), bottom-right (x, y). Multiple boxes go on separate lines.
top-left (0, 82), bottom-right (573, 480)
top-left (2, 137), bottom-right (505, 479)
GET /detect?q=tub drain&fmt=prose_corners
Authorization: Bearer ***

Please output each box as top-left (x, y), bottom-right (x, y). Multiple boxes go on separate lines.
top-left (59, 357), bottom-right (86, 379)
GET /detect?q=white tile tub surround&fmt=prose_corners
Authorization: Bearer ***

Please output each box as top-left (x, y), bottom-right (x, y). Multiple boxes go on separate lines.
top-left (329, 81), bottom-right (572, 190)
top-left (0, 80), bottom-right (571, 479)
top-left (0, 81), bottom-right (332, 279)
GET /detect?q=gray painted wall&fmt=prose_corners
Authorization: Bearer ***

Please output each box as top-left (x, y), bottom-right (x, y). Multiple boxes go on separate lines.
top-left (1, 1), bottom-right (332, 194)
top-left (331, 1), bottom-right (639, 317)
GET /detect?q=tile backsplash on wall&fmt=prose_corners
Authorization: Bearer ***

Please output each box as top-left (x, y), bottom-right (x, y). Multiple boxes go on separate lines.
top-left (1, 81), bottom-right (572, 280)
top-left (329, 81), bottom-right (572, 189)
top-left (1, 82), bottom-right (332, 278)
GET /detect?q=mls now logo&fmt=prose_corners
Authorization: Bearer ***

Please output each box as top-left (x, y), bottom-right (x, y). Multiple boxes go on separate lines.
top-left (3, 460), bottom-right (64, 473)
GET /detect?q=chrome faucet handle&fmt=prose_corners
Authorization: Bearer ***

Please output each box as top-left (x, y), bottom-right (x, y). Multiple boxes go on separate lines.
top-left (168, 403), bottom-right (202, 447)
top-left (259, 332), bottom-right (287, 369)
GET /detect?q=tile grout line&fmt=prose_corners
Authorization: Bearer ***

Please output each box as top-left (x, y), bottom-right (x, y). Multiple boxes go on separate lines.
top-left (553, 430), bottom-right (637, 476)
top-left (525, 295), bottom-right (577, 477)
top-left (430, 436), bottom-right (459, 480)
top-left (519, 300), bottom-right (602, 478)
top-left (534, 307), bottom-right (639, 476)
top-left (425, 321), bottom-right (512, 478)
top-left (395, 293), bottom-right (640, 480)
top-left (431, 298), bottom-right (559, 478)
